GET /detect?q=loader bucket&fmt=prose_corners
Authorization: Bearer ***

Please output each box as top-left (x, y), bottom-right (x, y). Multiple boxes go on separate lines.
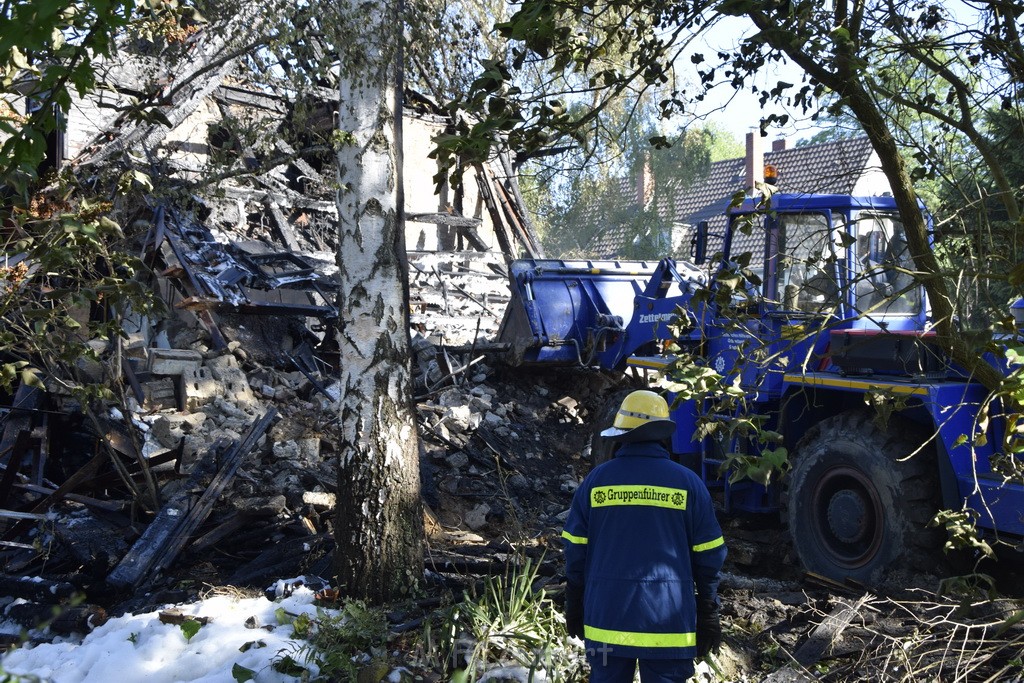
top-left (497, 258), bottom-right (660, 365)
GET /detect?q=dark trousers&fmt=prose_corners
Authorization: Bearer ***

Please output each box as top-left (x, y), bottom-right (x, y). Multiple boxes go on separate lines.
top-left (586, 652), bottom-right (695, 683)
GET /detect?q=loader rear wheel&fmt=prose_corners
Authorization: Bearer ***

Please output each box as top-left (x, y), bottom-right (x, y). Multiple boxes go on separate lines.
top-left (590, 389), bottom-right (635, 468)
top-left (787, 411), bottom-right (942, 585)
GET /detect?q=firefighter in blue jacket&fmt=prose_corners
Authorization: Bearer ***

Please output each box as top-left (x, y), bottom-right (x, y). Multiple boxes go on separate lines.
top-left (562, 390), bottom-right (727, 683)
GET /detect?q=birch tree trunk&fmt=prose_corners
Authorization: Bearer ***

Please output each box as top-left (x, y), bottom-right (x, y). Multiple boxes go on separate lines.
top-left (332, 0), bottom-right (423, 602)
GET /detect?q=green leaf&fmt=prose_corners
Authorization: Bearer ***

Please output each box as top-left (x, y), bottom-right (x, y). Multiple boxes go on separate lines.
top-left (291, 612), bottom-right (312, 638)
top-left (10, 47), bottom-right (30, 70)
top-left (180, 620), bottom-right (202, 642)
top-left (231, 663), bottom-right (256, 683)
top-left (831, 26), bottom-right (851, 43)
top-left (273, 655), bottom-right (307, 676)
top-left (20, 368), bottom-right (44, 389)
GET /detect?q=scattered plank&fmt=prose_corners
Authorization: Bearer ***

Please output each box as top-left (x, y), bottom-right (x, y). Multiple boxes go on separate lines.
top-left (761, 594), bottom-right (872, 683)
top-left (158, 609), bottom-right (210, 626)
top-left (407, 212), bottom-right (483, 228)
top-left (13, 483), bottom-right (124, 513)
top-left (6, 603), bottom-right (108, 635)
top-left (0, 431), bottom-right (31, 509)
top-left (191, 496), bottom-right (286, 551)
top-left (1, 451), bottom-right (107, 542)
top-left (263, 196), bottom-right (302, 252)
top-left (106, 409), bottom-right (278, 590)
top-left (793, 595), bottom-right (871, 666)
top-left (0, 574), bottom-right (78, 602)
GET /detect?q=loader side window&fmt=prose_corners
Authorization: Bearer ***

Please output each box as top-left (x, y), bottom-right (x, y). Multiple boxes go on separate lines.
top-left (776, 213), bottom-right (840, 314)
top-left (853, 213), bottom-right (921, 315)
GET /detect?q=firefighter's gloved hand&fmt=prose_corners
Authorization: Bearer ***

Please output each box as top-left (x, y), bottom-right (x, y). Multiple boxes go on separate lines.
top-left (564, 582), bottom-right (584, 639)
top-left (696, 599), bottom-right (722, 658)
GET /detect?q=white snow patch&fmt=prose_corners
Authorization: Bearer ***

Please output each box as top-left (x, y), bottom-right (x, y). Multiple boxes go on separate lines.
top-left (0, 587), bottom-right (329, 682)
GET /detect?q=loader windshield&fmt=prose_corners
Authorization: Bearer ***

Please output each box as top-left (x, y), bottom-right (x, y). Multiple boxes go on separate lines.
top-left (852, 212), bottom-right (921, 315)
top-left (775, 213), bottom-right (841, 314)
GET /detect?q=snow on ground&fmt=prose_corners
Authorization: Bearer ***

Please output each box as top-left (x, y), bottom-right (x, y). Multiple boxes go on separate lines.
top-left (0, 584), bottom-right (330, 682)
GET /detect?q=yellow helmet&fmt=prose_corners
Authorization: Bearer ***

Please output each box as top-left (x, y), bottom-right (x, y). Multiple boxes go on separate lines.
top-left (600, 390), bottom-right (676, 442)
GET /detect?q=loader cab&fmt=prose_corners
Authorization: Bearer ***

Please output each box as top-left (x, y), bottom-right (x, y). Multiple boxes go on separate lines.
top-left (721, 194), bottom-right (928, 332)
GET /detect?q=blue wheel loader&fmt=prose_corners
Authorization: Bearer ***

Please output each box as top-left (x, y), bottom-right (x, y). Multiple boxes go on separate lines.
top-left (498, 193), bottom-right (1024, 584)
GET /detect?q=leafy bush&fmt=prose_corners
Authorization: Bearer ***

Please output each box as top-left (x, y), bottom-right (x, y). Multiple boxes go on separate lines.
top-left (423, 558), bottom-right (585, 682)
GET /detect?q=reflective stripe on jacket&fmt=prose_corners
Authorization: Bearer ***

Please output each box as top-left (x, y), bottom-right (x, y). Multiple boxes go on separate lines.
top-left (561, 442), bottom-right (726, 660)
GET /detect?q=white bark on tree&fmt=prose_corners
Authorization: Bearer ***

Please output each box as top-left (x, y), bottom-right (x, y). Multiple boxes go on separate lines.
top-left (332, 0), bottom-right (423, 602)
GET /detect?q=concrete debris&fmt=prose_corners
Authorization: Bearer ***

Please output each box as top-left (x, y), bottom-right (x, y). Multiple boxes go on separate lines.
top-left (463, 503), bottom-right (490, 531)
top-left (148, 349), bottom-right (204, 376)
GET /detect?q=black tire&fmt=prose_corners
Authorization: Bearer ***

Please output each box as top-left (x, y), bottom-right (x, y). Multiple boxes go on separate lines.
top-left (787, 411), bottom-right (942, 585)
top-left (590, 389), bottom-right (635, 468)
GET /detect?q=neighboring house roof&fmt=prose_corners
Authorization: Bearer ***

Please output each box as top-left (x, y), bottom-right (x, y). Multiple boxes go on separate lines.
top-left (588, 136), bottom-right (879, 261)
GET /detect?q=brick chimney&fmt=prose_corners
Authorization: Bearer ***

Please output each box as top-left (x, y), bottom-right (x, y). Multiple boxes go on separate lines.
top-left (772, 138), bottom-right (787, 152)
top-left (745, 131), bottom-right (764, 194)
top-left (636, 154), bottom-right (654, 208)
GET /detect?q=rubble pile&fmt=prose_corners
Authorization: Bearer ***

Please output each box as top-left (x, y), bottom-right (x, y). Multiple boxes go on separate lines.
top-left (408, 252), bottom-right (510, 347)
top-left (414, 363), bottom-right (622, 533)
top-left (0, 189), bottom-right (630, 634)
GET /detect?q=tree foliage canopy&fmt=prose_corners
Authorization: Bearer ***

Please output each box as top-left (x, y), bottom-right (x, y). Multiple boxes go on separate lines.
top-left (445, 0), bottom-right (1023, 395)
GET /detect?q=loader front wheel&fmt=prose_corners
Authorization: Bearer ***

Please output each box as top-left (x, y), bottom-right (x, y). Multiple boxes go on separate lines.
top-left (787, 412), bottom-right (942, 585)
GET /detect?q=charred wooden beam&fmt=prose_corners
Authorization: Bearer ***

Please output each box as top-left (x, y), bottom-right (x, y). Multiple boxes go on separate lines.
top-left (273, 139), bottom-right (328, 188)
top-left (218, 185), bottom-right (338, 215)
top-left (490, 174), bottom-right (535, 257)
top-left (30, 419), bottom-right (48, 486)
top-left (0, 384), bottom-right (42, 467)
top-left (229, 300), bottom-right (336, 318)
top-left (284, 351), bottom-right (332, 399)
top-left (760, 595), bottom-right (871, 683)
top-left (0, 574), bottom-right (77, 602)
top-left (793, 596), bottom-right (870, 666)
top-left (227, 533), bottom-right (327, 587)
top-left (142, 205), bottom-right (168, 267)
top-left (215, 84), bottom-right (288, 113)
top-left (0, 431), bottom-right (30, 509)
top-left (407, 213), bottom-right (483, 228)
top-left (496, 150), bottom-right (544, 257)
top-left (120, 356), bottom-right (146, 405)
top-left (6, 603), bottom-right (108, 636)
top-left (13, 483), bottom-right (125, 513)
top-left (456, 225), bottom-right (494, 253)
top-left (261, 196), bottom-right (302, 251)
top-left (474, 163), bottom-right (518, 264)
top-left (0, 509), bottom-right (49, 522)
top-left (191, 495), bottom-right (286, 551)
top-left (2, 452), bottom-right (106, 541)
top-left (106, 409), bottom-right (278, 590)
